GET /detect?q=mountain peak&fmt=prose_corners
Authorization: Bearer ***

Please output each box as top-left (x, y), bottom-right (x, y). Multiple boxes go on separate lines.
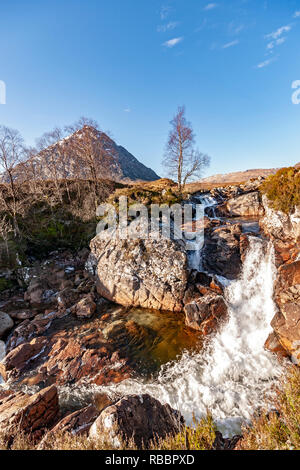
top-left (15, 126), bottom-right (160, 183)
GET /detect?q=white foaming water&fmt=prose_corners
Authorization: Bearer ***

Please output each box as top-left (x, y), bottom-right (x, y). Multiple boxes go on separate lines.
top-left (65, 237), bottom-right (283, 436)
top-left (188, 194), bottom-right (218, 270)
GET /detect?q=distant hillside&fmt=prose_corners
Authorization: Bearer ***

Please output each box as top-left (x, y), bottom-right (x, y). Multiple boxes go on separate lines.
top-left (9, 125), bottom-right (160, 183)
top-left (198, 163), bottom-right (300, 185)
top-left (198, 168), bottom-right (279, 185)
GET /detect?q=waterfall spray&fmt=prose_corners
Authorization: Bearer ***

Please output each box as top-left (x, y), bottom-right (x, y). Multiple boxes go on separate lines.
top-left (60, 237), bottom-right (283, 436)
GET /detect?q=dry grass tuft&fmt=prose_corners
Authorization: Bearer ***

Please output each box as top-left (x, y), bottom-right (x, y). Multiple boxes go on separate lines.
top-left (239, 367), bottom-right (300, 450)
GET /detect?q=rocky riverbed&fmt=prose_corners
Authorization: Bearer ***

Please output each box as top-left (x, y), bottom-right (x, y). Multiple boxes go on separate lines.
top-left (0, 177), bottom-right (299, 448)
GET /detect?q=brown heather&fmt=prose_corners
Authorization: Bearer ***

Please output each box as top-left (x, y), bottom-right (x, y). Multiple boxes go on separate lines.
top-left (239, 367), bottom-right (300, 450)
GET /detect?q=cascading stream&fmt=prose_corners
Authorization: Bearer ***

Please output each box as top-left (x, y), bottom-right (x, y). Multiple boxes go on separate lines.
top-left (63, 237), bottom-right (283, 437)
top-left (188, 193), bottom-right (218, 271)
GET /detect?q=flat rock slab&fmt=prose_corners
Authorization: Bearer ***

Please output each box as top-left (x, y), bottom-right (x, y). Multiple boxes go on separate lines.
top-left (0, 385), bottom-right (59, 439)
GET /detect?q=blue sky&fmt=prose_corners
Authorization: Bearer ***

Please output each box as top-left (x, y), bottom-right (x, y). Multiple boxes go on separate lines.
top-left (0, 0), bottom-right (300, 177)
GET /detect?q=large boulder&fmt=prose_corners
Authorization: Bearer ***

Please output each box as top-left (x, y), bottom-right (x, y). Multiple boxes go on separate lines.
top-left (89, 394), bottom-right (184, 448)
top-left (0, 385), bottom-right (59, 440)
top-left (184, 293), bottom-right (227, 335)
top-left (226, 191), bottom-right (264, 217)
top-left (89, 235), bottom-right (189, 312)
top-left (0, 311), bottom-right (14, 339)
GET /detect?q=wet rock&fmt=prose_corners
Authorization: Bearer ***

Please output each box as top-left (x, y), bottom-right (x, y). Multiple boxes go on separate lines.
top-left (202, 224), bottom-right (243, 279)
top-left (226, 191), bottom-right (264, 217)
top-left (183, 271), bottom-right (224, 306)
top-left (24, 279), bottom-right (56, 309)
top-left (8, 310), bottom-right (37, 321)
top-left (89, 235), bottom-right (188, 312)
top-left (39, 404), bottom-right (99, 447)
top-left (0, 311), bottom-right (14, 339)
top-left (272, 239), bottom-right (299, 266)
top-left (89, 394), bottom-right (184, 448)
top-left (0, 297), bottom-right (29, 314)
top-left (260, 196), bottom-right (300, 246)
top-left (0, 336), bottom-right (47, 381)
top-left (93, 393), bottom-right (113, 412)
top-left (260, 199), bottom-right (300, 266)
top-left (57, 288), bottom-right (79, 310)
top-left (2, 311), bottom-right (132, 388)
top-left (212, 431), bottom-right (242, 450)
top-left (6, 310), bottom-right (59, 352)
top-left (0, 389), bottom-right (13, 401)
top-left (271, 261), bottom-right (300, 363)
top-left (264, 332), bottom-right (289, 358)
top-left (70, 293), bottom-right (96, 319)
top-left (102, 319), bottom-right (125, 340)
top-left (184, 293), bottom-right (227, 334)
top-left (0, 385), bottom-right (59, 440)
top-left (239, 234), bottom-right (251, 263)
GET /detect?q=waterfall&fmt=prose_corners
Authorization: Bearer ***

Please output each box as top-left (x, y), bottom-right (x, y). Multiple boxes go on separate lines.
top-left (187, 194), bottom-right (218, 271)
top-left (64, 237), bottom-right (283, 436)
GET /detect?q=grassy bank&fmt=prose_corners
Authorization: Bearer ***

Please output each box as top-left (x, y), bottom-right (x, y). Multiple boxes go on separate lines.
top-left (1, 367), bottom-right (300, 450)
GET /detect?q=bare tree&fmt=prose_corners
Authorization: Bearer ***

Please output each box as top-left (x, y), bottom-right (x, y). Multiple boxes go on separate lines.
top-left (36, 127), bottom-right (67, 199)
top-left (162, 106), bottom-right (210, 192)
top-left (65, 118), bottom-right (118, 208)
top-left (0, 126), bottom-right (26, 235)
top-left (64, 116), bottom-right (99, 135)
top-left (0, 215), bottom-right (12, 261)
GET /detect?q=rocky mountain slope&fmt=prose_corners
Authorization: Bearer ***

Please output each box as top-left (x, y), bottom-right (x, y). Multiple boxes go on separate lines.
top-left (198, 168), bottom-right (279, 184)
top-left (12, 126), bottom-right (160, 183)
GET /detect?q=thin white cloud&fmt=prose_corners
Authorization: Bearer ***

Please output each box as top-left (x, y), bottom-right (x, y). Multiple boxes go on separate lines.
top-left (233, 25), bottom-right (244, 35)
top-left (256, 57), bottom-right (276, 69)
top-left (160, 5), bottom-right (171, 20)
top-left (163, 37), bottom-right (183, 48)
top-left (265, 25), bottom-right (291, 40)
top-left (294, 11), bottom-right (300, 18)
top-left (204, 3), bottom-right (217, 11)
top-left (157, 21), bottom-right (179, 32)
top-left (124, 108), bottom-right (131, 113)
top-left (228, 22), bottom-right (244, 36)
top-left (222, 39), bottom-right (239, 49)
top-left (267, 37), bottom-right (286, 50)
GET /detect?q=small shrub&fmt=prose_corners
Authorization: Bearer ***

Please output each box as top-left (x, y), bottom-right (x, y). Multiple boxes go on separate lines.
top-left (152, 414), bottom-right (217, 450)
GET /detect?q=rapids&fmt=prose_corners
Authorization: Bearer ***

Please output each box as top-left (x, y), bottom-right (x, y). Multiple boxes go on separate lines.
top-left (60, 237), bottom-right (283, 437)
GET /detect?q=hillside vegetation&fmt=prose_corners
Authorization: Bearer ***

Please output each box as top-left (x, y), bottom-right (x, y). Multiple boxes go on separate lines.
top-left (0, 177), bottom-right (182, 269)
top-left (0, 178), bottom-right (125, 267)
top-left (260, 167), bottom-right (300, 214)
